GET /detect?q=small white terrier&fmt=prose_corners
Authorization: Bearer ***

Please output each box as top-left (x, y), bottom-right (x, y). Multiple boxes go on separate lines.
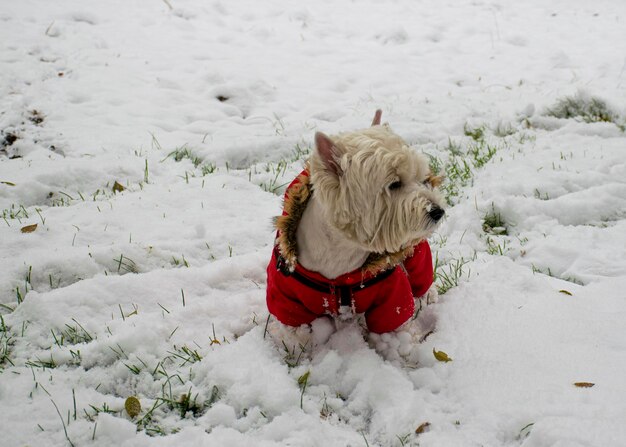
top-left (266, 110), bottom-right (445, 364)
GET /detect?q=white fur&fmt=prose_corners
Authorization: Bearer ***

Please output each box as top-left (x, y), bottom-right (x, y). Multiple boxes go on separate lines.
top-left (308, 125), bottom-right (443, 256)
top-left (296, 195), bottom-right (369, 279)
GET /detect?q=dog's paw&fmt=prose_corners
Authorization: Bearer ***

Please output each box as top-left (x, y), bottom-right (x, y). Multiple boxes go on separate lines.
top-left (368, 306), bottom-right (438, 367)
top-left (310, 316), bottom-right (336, 347)
top-left (421, 283), bottom-right (439, 305)
top-left (266, 317), bottom-right (336, 364)
top-left (266, 319), bottom-right (312, 357)
top-left (368, 330), bottom-right (415, 365)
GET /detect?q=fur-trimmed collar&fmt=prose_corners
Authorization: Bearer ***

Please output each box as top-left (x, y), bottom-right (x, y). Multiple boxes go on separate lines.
top-left (274, 167), bottom-right (418, 276)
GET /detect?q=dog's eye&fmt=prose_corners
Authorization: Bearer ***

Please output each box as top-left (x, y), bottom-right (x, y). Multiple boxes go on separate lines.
top-left (388, 180), bottom-right (402, 191)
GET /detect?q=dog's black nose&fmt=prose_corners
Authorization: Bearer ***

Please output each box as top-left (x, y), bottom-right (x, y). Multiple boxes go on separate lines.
top-left (429, 206), bottom-right (445, 222)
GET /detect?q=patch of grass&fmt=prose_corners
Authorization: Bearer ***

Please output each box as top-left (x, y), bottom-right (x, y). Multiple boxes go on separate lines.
top-left (441, 156), bottom-right (472, 205)
top-left (429, 136), bottom-right (501, 206)
top-left (26, 354), bottom-right (58, 370)
top-left (164, 146), bottom-right (202, 167)
top-left (161, 145), bottom-right (219, 178)
top-left (531, 264), bottom-right (584, 285)
top-left (247, 159), bottom-right (291, 194)
top-left (291, 141), bottom-right (311, 162)
top-left (46, 186), bottom-right (116, 207)
top-left (519, 422), bottom-right (535, 440)
top-left (90, 187), bottom-right (115, 202)
top-left (319, 394), bottom-right (334, 420)
top-left (444, 137), bottom-right (463, 155)
top-left (115, 254), bottom-right (138, 274)
top-left (1, 203), bottom-right (29, 226)
top-left (132, 361), bottom-right (221, 436)
top-left (468, 140), bottom-right (498, 169)
top-left (134, 399), bottom-right (168, 436)
top-left (486, 236), bottom-right (509, 256)
top-left (428, 153), bottom-right (442, 176)
top-left (545, 92), bottom-right (621, 126)
top-left (169, 387), bottom-right (204, 418)
top-left (124, 360), bottom-right (146, 375)
top-left (396, 433), bottom-right (412, 446)
top-left (166, 344), bottom-right (202, 367)
top-left (171, 255), bottom-right (189, 268)
top-left (201, 162), bottom-right (217, 175)
top-left (0, 316), bottom-right (15, 369)
top-left (50, 191), bottom-right (76, 207)
top-left (281, 339), bottom-right (309, 368)
top-left (464, 123), bottom-right (486, 141)
top-left (434, 254), bottom-right (471, 295)
top-left (482, 204), bottom-right (508, 235)
top-left (51, 319), bottom-right (94, 347)
top-left (85, 402), bottom-right (118, 420)
top-left (259, 159), bottom-right (290, 194)
top-left (13, 265), bottom-right (35, 304)
top-left (243, 141), bottom-right (311, 195)
top-left (534, 189), bottom-right (550, 201)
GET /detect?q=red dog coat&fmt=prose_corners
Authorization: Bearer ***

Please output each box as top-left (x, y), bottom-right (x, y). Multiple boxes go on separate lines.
top-left (266, 170), bottom-right (434, 334)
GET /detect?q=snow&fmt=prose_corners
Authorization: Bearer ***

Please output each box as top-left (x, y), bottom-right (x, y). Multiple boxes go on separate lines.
top-left (1, 0), bottom-right (626, 446)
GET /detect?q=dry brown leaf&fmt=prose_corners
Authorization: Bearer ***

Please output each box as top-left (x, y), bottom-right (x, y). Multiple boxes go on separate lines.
top-left (559, 289), bottom-right (573, 296)
top-left (125, 396), bottom-right (141, 417)
top-left (574, 382), bottom-right (595, 388)
top-left (112, 181), bottom-right (125, 193)
top-left (20, 224), bottom-right (38, 233)
top-left (415, 422), bottom-right (431, 435)
top-left (433, 348), bottom-right (452, 362)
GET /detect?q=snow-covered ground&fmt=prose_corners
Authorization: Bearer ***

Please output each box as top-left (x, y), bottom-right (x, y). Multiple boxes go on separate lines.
top-left (1, 0), bottom-right (626, 445)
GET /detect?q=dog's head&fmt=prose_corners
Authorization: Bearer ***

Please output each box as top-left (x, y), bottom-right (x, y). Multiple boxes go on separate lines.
top-left (310, 110), bottom-right (445, 254)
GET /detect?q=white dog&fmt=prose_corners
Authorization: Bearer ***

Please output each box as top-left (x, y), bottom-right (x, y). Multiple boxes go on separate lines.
top-left (266, 110), bottom-right (444, 364)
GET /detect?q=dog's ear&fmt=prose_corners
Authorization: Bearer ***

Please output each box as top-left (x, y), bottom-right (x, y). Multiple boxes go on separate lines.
top-left (315, 132), bottom-right (342, 176)
top-left (371, 109), bottom-right (382, 126)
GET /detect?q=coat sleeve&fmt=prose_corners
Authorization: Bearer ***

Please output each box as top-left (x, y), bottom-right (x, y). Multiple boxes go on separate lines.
top-left (364, 269), bottom-right (415, 334)
top-left (403, 240), bottom-right (434, 298)
top-left (266, 254), bottom-right (318, 327)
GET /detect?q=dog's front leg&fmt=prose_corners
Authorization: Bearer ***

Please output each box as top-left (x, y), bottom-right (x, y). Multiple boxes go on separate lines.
top-left (368, 292), bottom-right (438, 366)
top-left (266, 316), bottom-right (336, 362)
